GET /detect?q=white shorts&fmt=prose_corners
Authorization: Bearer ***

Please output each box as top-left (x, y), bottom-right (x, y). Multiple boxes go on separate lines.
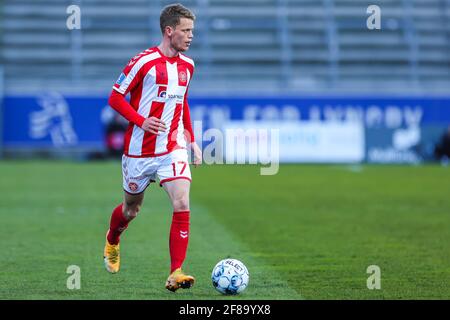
top-left (122, 149), bottom-right (192, 194)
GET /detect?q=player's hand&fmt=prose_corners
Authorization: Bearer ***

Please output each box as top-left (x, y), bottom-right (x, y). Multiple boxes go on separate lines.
top-left (191, 142), bottom-right (202, 168)
top-left (141, 117), bottom-right (167, 135)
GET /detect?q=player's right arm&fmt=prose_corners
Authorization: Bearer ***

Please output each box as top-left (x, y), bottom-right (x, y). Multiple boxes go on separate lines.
top-left (108, 90), bottom-right (145, 127)
top-left (108, 91), bottom-right (166, 134)
top-left (109, 53), bottom-right (167, 134)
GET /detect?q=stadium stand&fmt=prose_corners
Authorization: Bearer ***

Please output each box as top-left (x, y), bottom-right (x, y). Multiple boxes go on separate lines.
top-left (1, 0), bottom-right (449, 95)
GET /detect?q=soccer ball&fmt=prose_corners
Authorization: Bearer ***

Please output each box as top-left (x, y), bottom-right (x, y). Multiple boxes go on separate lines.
top-left (211, 258), bottom-right (249, 295)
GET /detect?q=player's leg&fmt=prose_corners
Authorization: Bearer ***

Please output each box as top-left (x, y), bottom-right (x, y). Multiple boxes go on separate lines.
top-left (164, 178), bottom-right (191, 270)
top-left (104, 155), bottom-right (152, 273)
top-left (107, 191), bottom-right (145, 245)
top-left (104, 191), bottom-right (145, 273)
top-left (157, 149), bottom-right (194, 291)
top-left (162, 179), bottom-right (195, 291)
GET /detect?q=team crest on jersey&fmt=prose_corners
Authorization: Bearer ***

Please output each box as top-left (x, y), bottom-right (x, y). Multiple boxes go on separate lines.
top-left (179, 71), bottom-right (187, 83)
top-left (128, 182), bottom-right (138, 192)
top-left (116, 73), bottom-right (126, 85)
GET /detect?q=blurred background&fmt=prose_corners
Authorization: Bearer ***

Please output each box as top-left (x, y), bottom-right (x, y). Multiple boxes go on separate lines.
top-left (0, 0), bottom-right (449, 163)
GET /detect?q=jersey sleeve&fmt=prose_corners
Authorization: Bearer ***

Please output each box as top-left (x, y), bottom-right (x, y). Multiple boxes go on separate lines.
top-left (112, 57), bottom-right (146, 95)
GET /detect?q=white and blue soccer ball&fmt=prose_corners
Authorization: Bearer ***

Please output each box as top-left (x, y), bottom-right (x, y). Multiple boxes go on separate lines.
top-left (211, 258), bottom-right (249, 295)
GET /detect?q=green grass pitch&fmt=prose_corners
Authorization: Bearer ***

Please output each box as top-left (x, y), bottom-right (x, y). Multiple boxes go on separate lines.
top-left (0, 161), bottom-right (449, 299)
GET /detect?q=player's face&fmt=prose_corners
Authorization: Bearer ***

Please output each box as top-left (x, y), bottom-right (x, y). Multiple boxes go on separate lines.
top-left (170, 18), bottom-right (194, 52)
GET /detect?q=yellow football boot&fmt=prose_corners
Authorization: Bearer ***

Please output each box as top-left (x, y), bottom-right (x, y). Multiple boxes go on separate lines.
top-left (103, 237), bottom-right (120, 273)
top-left (165, 268), bottom-right (195, 292)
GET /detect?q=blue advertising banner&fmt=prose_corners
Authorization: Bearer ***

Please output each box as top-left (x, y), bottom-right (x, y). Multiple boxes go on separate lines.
top-left (189, 97), bottom-right (450, 128)
top-left (2, 94), bottom-right (450, 162)
top-left (3, 93), bottom-right (107, 149)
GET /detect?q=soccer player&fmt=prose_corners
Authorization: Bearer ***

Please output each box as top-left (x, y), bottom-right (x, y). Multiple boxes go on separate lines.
top-left (103, 3), bottom-right (202, 292)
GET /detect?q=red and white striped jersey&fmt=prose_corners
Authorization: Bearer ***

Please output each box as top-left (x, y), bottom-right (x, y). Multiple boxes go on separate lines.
top-left (112, 46), bottom-right (195, 157)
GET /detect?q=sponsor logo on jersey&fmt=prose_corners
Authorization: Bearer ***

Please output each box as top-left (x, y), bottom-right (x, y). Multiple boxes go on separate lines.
top-left (116, 73), bottom-right (126, 85)
top-left (158, 85), bottom-right (167, 98)
top-left (167, 94), bottom-right (184, 100)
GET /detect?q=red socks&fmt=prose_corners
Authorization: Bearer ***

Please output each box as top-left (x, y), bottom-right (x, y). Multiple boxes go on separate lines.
top-left (107, 204), bottom-right (129, 245)
top-left (107, 206), bottom-right (190, 272)
top-left (169, 211), bottom-right (190, 273)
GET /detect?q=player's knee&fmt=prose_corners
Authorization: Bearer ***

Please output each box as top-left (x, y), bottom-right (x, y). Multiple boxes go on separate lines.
top-left (172, 195), bottom-right (189, 212)
top-left (123, 203), bottom-right (141, 220)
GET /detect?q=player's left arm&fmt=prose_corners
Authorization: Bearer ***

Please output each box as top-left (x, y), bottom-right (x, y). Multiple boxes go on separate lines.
top-left (183, 92), bottom-right (202, 167)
